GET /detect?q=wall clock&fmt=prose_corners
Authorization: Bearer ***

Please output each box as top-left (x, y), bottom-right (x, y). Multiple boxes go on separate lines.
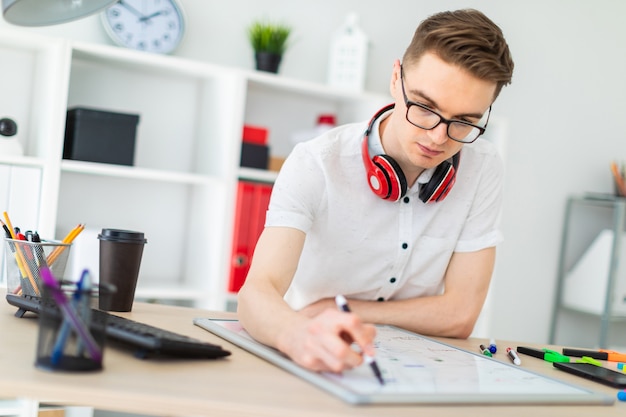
top-left (101, 0), bottom-right (185, 54)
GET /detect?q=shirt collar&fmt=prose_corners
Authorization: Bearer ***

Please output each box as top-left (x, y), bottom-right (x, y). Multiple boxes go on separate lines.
top-left (367, 109), bottom-right (437, 188)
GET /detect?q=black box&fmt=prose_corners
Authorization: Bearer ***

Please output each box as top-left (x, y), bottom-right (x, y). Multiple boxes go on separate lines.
top-left (240, 142), bottom-right (269, 169)
top-left (64, 108), bottom-right (140, 166)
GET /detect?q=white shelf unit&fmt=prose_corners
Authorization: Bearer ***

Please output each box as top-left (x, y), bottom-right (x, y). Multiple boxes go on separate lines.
top-left (0, 30), bottom-right (69, 238)
top-left (549, 195), bottom-right (626, 348)
top-left (0, 28), bottom-right (389, 309)
top-left (59, 41), bottom-right (244, 310)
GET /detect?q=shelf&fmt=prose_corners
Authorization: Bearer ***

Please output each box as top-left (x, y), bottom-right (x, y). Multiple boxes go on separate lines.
top-left (71, 41), bottom-right (226, 79)
top-left (61, 160), bottom-right (219, 186)
top-left (0, 155), bottom-right (46, 169)
top-left (244, 67), bottom-right (389, 102)
top-left (238, 167), bottom-right (278, 183)
top-left (561, 304), bottom-right (626, 320)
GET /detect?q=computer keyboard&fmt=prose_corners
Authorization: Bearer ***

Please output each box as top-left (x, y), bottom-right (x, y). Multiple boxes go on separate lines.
top-left (6, 293), bottom-right (231, 360)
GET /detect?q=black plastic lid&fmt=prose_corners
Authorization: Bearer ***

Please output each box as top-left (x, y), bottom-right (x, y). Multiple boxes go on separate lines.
top-left (98, 229), bottom-right (147, 244)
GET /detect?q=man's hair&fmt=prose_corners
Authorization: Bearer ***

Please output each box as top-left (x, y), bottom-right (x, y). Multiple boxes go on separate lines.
top-left (402, 9), bottom-right (514, 99)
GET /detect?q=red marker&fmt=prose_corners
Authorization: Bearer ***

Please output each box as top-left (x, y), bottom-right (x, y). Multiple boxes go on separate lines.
top-left (507, 347), bottom-right (521, 365)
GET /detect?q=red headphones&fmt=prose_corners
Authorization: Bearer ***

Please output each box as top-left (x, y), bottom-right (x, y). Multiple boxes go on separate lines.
top-left (362, 104), bottom-right (460, 203)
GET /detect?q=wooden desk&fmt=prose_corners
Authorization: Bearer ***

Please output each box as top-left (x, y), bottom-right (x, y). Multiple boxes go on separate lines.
top-left (0, 298), bottom-right (624, 417)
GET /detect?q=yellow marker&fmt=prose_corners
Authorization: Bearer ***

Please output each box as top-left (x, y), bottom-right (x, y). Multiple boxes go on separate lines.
top-left (577, 356), bottom-right (602, 367)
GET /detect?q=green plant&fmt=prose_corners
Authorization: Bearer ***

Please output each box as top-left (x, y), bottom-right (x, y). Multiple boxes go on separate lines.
top-left (247, 20), bottom-right (291, 55)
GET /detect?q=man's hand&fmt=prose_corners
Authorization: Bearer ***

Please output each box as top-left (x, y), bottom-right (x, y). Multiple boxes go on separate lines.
top-left (276, 308), bottom-right (377, 373)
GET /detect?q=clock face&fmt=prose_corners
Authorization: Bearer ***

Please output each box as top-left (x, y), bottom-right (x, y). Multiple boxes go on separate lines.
top-left (102, 0), bottom-right (185, 54)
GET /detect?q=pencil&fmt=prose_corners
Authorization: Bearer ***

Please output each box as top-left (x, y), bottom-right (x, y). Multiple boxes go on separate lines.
top-left (3, 212), bottom-right (40, 296)
top-left (63, 223), bottom-right (85, 243)
top-left (611, 161), bottom-right (626, 197)
top-left (47, 223), bottom-right (85, 266)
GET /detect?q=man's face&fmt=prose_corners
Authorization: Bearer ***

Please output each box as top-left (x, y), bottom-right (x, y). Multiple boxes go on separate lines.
top-left (388, 53), bottom-right (496, 174)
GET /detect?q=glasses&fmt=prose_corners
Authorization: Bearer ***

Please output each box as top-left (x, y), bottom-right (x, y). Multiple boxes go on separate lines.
top-left (400, 69), bottom-right (490, 144)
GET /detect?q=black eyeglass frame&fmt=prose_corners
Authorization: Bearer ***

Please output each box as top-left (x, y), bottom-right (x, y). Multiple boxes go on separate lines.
top-left (400, 67), bottom-right (491, 144)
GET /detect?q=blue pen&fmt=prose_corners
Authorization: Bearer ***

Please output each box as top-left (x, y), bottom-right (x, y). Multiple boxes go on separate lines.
top-left (51, 270), bottom-right (89, 364)
top-left (40, 268), bottom-right (102, 363)
top-left (76, 270), bottom-right (92, 355)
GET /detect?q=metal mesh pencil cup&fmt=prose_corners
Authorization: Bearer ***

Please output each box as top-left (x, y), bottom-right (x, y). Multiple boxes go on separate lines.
top-left (36, 280), bottom-right (114, 372)
top-left (4, 238), bottom-right (72, 297)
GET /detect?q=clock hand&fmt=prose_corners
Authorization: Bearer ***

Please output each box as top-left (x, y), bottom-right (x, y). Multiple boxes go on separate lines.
top-left (118, 0), bottom-right (145, 19)
top-left (139, 9), bottom-right (167, 22)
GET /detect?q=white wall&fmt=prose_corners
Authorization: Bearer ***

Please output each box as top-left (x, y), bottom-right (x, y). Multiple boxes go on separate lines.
top-left (3, 0), bottom-right (626, 344)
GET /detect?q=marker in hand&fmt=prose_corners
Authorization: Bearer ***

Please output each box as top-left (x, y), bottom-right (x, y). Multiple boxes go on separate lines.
top-left (334, 295), bottom-right (384, 385)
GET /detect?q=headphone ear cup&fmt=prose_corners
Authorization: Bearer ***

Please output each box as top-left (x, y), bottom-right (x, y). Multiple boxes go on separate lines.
top-left (372, 154), bottom-right (407, 202)
top-left (419, 158), bottom-right (457, 203)
top-left (366, 159), bottom-right (392, 200)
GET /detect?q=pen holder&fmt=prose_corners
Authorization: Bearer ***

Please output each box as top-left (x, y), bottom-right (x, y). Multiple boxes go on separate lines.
top-left (35, 281), bottom-right (115, 372)
top-left (4, 238), bottom-right (72, 297)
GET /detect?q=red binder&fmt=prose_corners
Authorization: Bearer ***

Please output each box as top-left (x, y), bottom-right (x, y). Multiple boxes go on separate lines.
top-left (228, 180), bottom-right (273, 292)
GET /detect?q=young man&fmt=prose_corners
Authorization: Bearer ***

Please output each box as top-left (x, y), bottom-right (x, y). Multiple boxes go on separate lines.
top-left (238, 9), bottom-right (514, 374)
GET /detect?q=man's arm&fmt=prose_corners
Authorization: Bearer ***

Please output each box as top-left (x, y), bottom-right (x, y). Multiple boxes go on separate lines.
top-left (300, 247), bottom-right (496, 339)
top-left (237, 226), bottom-right (377, 372)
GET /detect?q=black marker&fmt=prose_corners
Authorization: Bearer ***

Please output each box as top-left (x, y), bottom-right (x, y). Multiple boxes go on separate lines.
top-left (335, 295), bottom-right (385, 385)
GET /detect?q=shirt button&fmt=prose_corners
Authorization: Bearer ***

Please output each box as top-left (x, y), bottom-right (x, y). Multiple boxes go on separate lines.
top-left (401, 242), bottom-right (408, 249)
top-left (389, 277), bottom-right (396, 283)
top-left (377, 297), bottom-right (385, 302)
top-left (403, 196), bottom-right (410, 203)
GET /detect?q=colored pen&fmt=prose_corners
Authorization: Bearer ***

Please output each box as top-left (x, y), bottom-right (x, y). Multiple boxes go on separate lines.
top-left (506, 347), bottom-right (521, 365)
top-left (30, 231), bottom-right (48, 268)
top-left (576, 356), bottom-right (602, 366)
top-left (76, 270), bottom-right (93, 355)
top-left (0, 219), bottom-right (12, 239)
top-left (4, 212), bottom-right (40, 295)
top-left (562, 348), bottom-right (626, 363)
top-left (517, 346), bottom-right (570, 363)
top-left (40, 268), bottom-right (102, 363)
top-left (334, 295), bottom-right (384, 385)
top-left (489, 338), bottom-right (497, 354)
top-left (479, 344), bottom-right (493, 357)
top-left (51, 271), bottom-right (88, 365)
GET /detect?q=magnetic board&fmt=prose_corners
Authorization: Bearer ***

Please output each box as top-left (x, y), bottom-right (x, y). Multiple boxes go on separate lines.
top-left (193, 318), bottom-right (613, 405)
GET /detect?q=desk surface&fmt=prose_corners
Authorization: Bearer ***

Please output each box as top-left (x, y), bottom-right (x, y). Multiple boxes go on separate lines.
top-left (0, 297), bottom-right (624, 417)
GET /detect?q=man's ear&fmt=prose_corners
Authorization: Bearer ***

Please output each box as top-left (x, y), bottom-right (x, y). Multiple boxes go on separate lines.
top-left (389, 60), bottom-right (402, 99)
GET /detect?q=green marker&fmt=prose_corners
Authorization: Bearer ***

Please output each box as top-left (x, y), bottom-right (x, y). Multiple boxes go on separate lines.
top-left (479, 344), bottom-right (493, 357)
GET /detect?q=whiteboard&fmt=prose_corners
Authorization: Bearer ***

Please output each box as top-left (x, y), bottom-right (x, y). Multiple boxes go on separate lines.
top-left (193, 318), bottom-right (613, 405)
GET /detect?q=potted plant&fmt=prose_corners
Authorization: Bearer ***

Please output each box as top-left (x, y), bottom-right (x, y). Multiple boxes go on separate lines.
top-left (247, 20), bottom-right (291, 73)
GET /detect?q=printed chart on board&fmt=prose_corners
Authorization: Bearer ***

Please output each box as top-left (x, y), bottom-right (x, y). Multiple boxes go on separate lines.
top-left (324, 325), bottom-right (569, 395)
top-left (193, 318), bottom-right (612, 405)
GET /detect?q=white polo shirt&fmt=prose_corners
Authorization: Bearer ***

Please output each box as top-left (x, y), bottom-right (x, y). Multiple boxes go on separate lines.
top-left (265, 112), bottom-right (504, 311)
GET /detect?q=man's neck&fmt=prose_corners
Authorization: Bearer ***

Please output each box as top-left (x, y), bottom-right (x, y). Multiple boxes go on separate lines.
top-left (378, 115), bottom-right (425, 187)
